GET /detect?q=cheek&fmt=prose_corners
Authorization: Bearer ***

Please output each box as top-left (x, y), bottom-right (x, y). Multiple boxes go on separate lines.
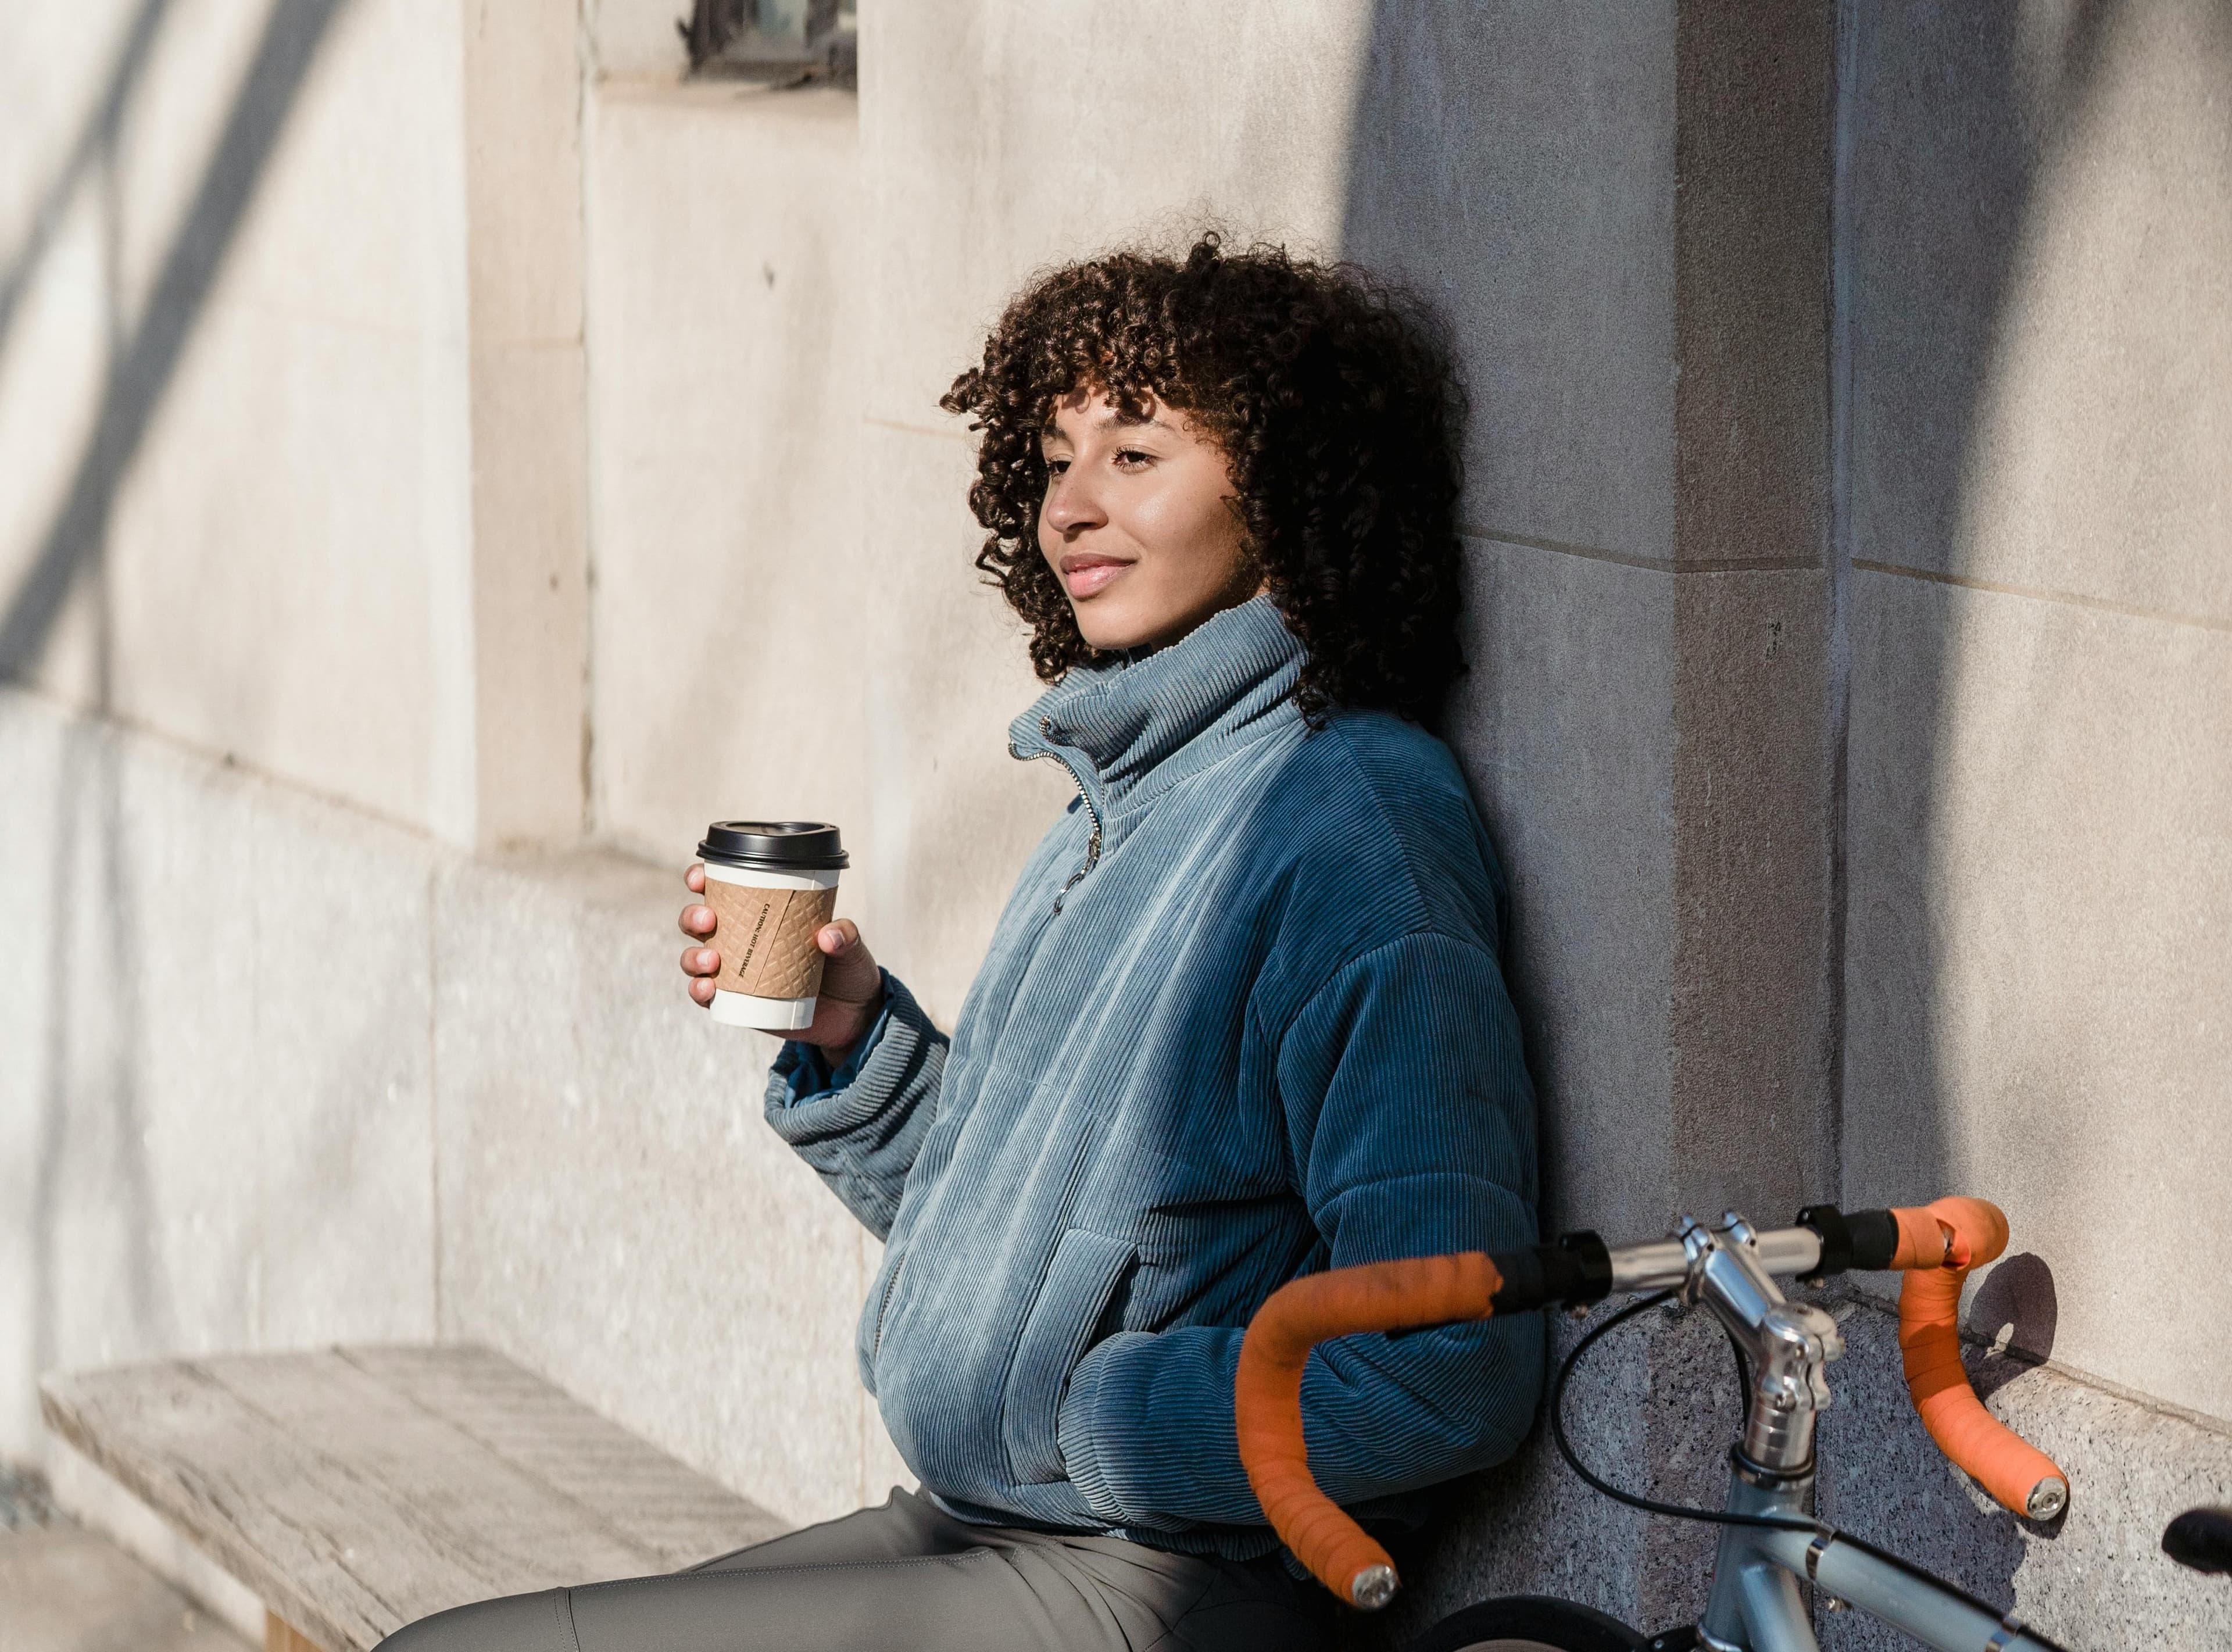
top-left (1034, 492), bottom-right (1062, 560)
top-left (1136, 479), bottom-right (1243, 577)
top-left (1177, 496), bottom-right (1248, 589)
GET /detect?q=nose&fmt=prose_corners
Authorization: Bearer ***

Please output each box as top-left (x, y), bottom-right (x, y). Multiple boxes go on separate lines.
top-left (1042, 466), bottom-right (1106, 538)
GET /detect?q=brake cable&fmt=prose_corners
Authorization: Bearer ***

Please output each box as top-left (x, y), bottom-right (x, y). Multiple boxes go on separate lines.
top-left (1549, 1291), bottom-right (1819, 1534)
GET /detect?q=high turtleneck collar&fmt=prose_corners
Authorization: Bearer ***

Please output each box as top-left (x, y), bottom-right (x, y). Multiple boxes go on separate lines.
top-left (1007, 593), bottom-right (1304, 828)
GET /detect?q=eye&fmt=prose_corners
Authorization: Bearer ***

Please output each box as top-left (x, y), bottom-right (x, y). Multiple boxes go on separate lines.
top-left (1113, 447), bottom-right (1153, 470)
top-left (1043, 457), bottom-right (1070, 478)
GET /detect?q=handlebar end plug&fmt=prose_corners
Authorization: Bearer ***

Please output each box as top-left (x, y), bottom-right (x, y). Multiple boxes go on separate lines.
top-left (2024, 1477), bottom-right (2069, 1523)
top-left (1348, 1563), bottom-right (1398, 1611)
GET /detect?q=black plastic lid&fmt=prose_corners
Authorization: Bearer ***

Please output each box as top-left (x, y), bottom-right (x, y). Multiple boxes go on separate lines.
top-left (696, 820), bottom-right (849, 871)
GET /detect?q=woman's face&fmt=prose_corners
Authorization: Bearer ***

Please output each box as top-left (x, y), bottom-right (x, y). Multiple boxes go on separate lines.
top-left (1038, 387), bottom-right (1259, 653)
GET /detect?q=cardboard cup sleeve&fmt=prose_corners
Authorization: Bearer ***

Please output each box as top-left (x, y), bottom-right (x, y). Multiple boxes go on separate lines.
top-left (704, 879), bottom-right (840, 1002)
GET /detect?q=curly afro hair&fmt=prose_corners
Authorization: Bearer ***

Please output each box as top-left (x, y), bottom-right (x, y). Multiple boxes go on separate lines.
top-left (939, 234), bottom-right (1469, 726)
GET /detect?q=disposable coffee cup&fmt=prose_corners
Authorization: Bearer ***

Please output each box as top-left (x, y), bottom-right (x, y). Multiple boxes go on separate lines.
top-left (696, 821), bottom-right (850, 1032)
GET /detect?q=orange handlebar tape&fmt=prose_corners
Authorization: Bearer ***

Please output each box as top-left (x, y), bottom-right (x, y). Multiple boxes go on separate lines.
top-left (1233, 1253), bottom-right (1500, 1607)
top-left (1889, 1197), bottom-right (2069, 1519)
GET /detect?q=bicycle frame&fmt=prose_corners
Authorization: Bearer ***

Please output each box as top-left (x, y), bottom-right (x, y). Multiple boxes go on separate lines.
top-left (1690, 1467), bottom-right (2055, 1651)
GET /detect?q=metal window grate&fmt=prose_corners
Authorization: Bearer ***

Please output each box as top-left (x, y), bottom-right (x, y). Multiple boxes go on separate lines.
top-left (679, 0), bottom-right (857, 88)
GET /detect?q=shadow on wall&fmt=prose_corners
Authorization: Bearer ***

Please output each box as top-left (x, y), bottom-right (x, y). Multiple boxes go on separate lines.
top-left (0, 0), bottom-right (172, 362)
top-left (1836, 0), bottom-right (2123, 1212)
top-left (1333, 0), bottom-right (2198, 1639)
top-left (2, 0), bottom-right (352, 1433)
top-left (1338, 2), bottom-right (1683, 1257)
top-left (1826, 4), bottom-right (2188, 1634)
top-left (0, 0), bottom-right (352, 674)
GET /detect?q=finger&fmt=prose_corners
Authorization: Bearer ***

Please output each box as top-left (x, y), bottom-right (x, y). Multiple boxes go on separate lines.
top-left (680, 945), bottom-right (722, 977)
top-left (818, 950), bottom-right (881, 1015)
top-left (685, 862), bottom-right (706, 893)
top-left (678, 904), bottom-right (717, 938)
top-left (818, 918), bottom-right (860, 956)
top-left (689, 976), bottom-right (717, 1007)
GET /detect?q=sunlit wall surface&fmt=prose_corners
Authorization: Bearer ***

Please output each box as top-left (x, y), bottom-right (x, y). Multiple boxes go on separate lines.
top-left (1, 2), bottom-right (2226, 1644)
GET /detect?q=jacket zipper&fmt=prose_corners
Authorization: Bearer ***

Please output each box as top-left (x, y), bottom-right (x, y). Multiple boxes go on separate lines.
top-left (1035, 717), bottom-right (1102, 914)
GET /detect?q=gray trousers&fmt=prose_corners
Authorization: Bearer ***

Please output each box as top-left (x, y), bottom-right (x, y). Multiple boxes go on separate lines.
top-left (374, 1489), bottom-right (1337, 1652)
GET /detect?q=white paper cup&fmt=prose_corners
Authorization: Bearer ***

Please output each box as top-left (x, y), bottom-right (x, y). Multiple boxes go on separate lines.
top-left (702, 860), bottom-right (842, 1031)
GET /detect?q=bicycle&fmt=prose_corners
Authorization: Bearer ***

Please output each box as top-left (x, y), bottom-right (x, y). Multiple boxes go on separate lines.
top-left (1235, 1197), bottom-right (2074, 1651)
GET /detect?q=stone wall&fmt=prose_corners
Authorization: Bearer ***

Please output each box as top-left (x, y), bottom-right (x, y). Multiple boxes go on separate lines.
top-left (0, 0), bottom-right (475, 836)
top-left (2, 0), bottom-right (2226, 1644)
top-left (1835, 0), bottom-right (2232, 1425)
top-left (0, 688), bottom-right (904, 1531)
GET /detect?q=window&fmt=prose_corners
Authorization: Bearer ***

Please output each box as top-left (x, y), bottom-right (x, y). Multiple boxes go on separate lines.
top-left (680, 0), bottom-right (857, 88)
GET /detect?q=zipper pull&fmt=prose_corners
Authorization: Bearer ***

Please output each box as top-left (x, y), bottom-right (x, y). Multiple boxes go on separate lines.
top-left (1033, 724), bottom-right (1103, 914)
top-left (1052, 822), bottom-right (1100, 916)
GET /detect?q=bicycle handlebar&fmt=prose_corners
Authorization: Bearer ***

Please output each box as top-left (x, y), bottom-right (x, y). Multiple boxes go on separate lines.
top-left (1887, 1197), bottom-right (2069, 1522)
top-left (1233, 1252), bottom-right (1502, 1608)
top-left (1233, 1198), bottom-right (2069, 1608)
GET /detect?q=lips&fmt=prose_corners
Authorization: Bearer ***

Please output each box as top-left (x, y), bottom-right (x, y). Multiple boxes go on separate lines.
top-left (1058, 553), bottom-right (1134, 598)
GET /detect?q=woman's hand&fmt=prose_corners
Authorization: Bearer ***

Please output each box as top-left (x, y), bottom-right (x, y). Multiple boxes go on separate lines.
top-left (679, 863), bottom-right (886, 1059)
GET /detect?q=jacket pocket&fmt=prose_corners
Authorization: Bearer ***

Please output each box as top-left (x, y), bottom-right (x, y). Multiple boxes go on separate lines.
top-left (1000, 1228), bottom-right (1136, 1485)
top-left (859, 1247), bottom-right (908, 1391)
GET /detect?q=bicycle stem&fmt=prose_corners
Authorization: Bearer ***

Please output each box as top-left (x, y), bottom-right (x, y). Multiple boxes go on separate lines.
top-left (1664, 1211), bottom-right (1846, 1475)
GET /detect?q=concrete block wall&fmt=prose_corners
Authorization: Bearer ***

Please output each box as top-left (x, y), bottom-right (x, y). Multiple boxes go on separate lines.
top-left (580, 79), bottom-right (871, 876)
top-left (1341, 0), bottom-right (1840, 1247)
top-left (0, 695), bottom-right (438, 1427)
top-left (1338, 1), bottom-right (1694, 1247)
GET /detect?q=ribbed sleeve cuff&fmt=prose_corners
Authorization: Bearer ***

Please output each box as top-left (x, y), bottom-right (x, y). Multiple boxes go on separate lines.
top-left (770, 975), bottom-right (897, 1105)
top-left (764, 970), bottom-right (933, 1144)
top-left (1054, 1335), bottom-right (1135, 1525)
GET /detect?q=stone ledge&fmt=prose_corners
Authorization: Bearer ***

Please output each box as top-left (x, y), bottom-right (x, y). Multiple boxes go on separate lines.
top-left (44, 1442), bottom-right (266, 1644)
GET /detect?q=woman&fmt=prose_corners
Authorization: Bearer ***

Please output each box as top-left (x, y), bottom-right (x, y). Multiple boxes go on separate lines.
top-left (384, 237), bottom-right (1540, 1652)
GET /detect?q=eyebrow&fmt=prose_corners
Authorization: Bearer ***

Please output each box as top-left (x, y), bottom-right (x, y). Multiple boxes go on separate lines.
top-left (1094, 410), bottom-right (1174, 432)
top-left (1041, 411), bottom-right (1176, 442)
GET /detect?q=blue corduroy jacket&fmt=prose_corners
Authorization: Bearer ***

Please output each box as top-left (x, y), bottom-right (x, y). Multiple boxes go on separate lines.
top-left (766, 595), bottom-right (1542, 1556)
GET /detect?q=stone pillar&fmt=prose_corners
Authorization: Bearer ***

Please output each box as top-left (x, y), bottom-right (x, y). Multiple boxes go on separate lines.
top-left (1347, 1), bottom-right (1837, 1247)
top-left (459, 0), bottom-right (589, 849)
top-left (1665, 0), bottom-right (1836, 1236)
top-left (1346, 1), bottom-right (1837, 1631)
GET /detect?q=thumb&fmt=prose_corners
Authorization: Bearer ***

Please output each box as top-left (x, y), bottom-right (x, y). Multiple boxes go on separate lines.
top-left (816, 919), bottom-right (879, 1002)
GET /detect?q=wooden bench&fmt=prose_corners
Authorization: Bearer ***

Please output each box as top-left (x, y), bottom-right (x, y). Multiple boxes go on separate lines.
top-left (41, 1346), bottom-right (789, 1652)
